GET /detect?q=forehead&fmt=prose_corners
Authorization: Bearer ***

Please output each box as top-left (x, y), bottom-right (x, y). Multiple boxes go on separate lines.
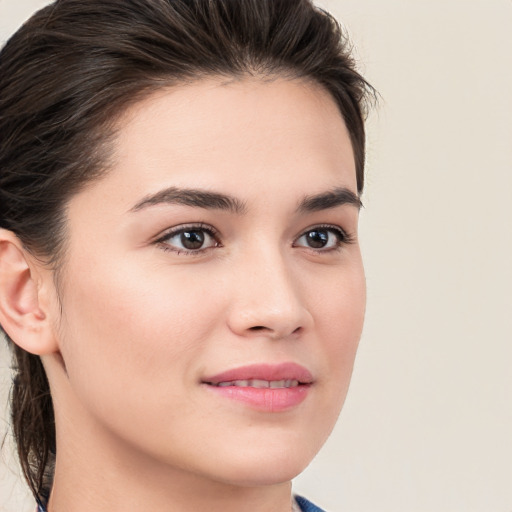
top-left (112, 77), bottom-right (355, 188)
top-left (69, 77), bottom-right (357, 218)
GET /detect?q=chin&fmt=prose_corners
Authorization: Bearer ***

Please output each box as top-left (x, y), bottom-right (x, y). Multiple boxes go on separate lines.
top-left (217, 459), bottom-right (310, 488)
top-left (203, 436), bottom-right (320, 488)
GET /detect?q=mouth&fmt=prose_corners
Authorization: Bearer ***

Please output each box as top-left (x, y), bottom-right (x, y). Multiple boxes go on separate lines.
top-left (202, 363), bottom-right (313, 412)
top-left (209, 379), bottom-right (301, 389)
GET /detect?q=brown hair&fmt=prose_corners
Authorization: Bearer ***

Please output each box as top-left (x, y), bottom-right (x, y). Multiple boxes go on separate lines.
top-left (0, 0), bottom-right (374, 503)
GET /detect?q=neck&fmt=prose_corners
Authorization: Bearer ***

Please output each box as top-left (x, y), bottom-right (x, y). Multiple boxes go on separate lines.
top-left (48, 471), bottom-right (293, 512)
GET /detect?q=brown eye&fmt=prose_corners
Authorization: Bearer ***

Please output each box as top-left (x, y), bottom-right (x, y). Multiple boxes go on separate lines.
top-left (294, 226), bottom-right (347, 251)
top-left (304, 229), bottom-right (329, 248)
top-left (180, 230), bottom-right (206, 250)
top-left (158, 225), bottom-right (219, 254)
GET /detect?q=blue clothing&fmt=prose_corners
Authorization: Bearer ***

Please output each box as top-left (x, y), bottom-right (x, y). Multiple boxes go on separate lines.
top-left (37, 495), bottom-right (325, 511)
top-left (296, 495), bottom-right (326, 512)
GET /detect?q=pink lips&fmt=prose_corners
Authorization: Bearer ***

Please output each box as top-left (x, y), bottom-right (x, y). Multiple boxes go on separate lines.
top-left (202, 363), bottom-right (313, 412)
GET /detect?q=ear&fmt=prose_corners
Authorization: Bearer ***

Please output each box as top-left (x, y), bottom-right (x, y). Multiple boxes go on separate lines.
top-left (0, 229), bottom-right (59, 355)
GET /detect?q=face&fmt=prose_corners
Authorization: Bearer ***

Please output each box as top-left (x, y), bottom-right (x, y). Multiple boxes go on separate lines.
top-left (49, 78), bottom-right (365, 487)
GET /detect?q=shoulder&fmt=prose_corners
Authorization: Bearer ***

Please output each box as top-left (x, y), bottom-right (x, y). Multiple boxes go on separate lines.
top-left (295, 495), bottom-right (327, 512)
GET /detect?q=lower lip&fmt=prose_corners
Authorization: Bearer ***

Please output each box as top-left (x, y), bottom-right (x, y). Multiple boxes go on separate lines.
top-left (203, 384), bottom-right (310, 412)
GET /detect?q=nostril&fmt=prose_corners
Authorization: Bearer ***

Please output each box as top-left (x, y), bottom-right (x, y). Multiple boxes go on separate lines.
top-left (247, 325), bottom-right (303, 336)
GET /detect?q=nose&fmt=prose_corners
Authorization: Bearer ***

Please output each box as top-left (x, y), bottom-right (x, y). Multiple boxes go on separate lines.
top-left (226, 250), bottom-right (312, 340)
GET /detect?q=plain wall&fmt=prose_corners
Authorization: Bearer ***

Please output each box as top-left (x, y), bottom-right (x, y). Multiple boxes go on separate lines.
top-left (1, 1), bottom-right (511, 511)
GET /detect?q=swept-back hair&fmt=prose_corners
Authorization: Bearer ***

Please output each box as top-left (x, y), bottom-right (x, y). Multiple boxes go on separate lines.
top-left (0, 0), bottom-right (373, 503)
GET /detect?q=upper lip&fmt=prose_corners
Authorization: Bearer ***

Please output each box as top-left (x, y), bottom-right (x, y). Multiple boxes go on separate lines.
top-left (202, 362), bottom-right (314, 385)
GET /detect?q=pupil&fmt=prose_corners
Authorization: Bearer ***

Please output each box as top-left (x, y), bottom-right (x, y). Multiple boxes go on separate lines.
top-left (181, 231), bottom-right (204, 249)
top-left (307, 230), bottom-right (328, 248)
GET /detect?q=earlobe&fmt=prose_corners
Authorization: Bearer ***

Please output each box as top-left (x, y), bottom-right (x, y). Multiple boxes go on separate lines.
top-left (0, 229), bottom-right (58, 355)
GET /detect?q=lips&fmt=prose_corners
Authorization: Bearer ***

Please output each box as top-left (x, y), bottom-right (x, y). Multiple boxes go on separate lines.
top-left (213, 379), bottom-right (300, 389)
top-left (202, 363), bottom-right (313, 412)
top-left (202, 362), bottom-right (313, 387)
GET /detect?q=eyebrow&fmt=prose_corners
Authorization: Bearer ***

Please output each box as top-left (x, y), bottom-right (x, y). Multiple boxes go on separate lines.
top-left (297, 187), bottom-right (363, 212)
top-left (130, 185), bottom-right (361, 214)
top-left (130, 186), bottom-right (247, 214)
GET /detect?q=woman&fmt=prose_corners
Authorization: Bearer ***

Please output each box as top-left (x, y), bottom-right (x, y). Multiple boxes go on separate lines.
top-left (0, 1), bottom-right (373, 511)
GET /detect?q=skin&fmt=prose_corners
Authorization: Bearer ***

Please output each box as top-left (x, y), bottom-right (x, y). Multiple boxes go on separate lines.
top-left (0, 77), bottom-right (365, 512)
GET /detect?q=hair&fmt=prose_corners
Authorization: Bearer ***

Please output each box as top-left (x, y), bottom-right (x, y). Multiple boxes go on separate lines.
top-left (0, 0), bottom-right (374, 504)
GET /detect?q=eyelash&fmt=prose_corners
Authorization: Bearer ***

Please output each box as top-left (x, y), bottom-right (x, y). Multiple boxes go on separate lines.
top-left (154, 223), bottom-right (354, 256)
top-left (294, 224), bottom-right (355, 253)
top-left (155, 223), bottom-right (221, 256)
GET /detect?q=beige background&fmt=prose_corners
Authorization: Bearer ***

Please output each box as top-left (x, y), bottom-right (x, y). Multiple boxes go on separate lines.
top-left (1, 1), bottom-right (511, 511)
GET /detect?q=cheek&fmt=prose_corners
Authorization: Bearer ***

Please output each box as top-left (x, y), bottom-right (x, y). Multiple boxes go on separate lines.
top-left (326, 268), bottom-right (365, 355)
top-left (57, 259), bottom-right (222, 410)
top-left (313, 256), bottom-right (366, 344)
top-left (315, 262), bottom-right (366, 401)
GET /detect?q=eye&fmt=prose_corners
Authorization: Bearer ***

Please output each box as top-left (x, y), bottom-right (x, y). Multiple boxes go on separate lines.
top-left (155, 224), bottom-right (220, 254)
top-left (294, 225), bottom-right (351, 251)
